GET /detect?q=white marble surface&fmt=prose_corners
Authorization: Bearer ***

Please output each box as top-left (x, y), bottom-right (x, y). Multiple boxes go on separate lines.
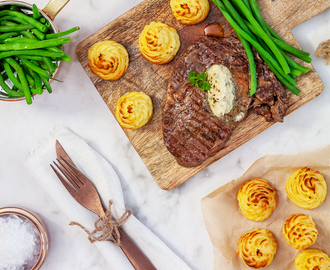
top-left (1, 1), bottom-right (330, 269)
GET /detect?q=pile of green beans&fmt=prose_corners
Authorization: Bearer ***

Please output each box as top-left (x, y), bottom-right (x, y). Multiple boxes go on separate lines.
top-left (0, 4), bottom-right (79, 104)
top-left (212, 0), bottom-right (311, 96)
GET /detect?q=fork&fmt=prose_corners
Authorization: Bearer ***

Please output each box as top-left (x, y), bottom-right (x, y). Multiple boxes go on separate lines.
top-left (50, 157), bottom-right (157, 270)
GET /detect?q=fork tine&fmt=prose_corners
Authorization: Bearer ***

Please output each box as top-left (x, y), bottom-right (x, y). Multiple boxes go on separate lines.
top-left (50, 164), bottom-right (77, 196)
top-left (59, 157), bottom-right (87, 185)
top-left (55, 158), bottom-right (82, 189)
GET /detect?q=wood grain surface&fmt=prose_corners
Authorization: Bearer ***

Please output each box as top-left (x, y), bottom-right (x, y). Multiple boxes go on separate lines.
top-left (76, 0), bottom-right (330, 190)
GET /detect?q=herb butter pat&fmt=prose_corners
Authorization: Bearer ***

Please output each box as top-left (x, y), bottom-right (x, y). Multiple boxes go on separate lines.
top-left (207, 64), bottom-right (235, 118)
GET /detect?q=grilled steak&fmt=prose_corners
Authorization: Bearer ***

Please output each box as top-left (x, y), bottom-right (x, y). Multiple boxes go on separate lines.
top-left (162, 35), bottom-right (289, 167)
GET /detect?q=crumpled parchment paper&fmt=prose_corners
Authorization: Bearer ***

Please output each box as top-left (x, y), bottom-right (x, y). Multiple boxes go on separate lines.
top-left (201, 145), bottom-right (330, 270)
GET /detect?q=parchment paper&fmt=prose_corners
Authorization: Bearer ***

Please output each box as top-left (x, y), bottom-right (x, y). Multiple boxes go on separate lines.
top-left (201, 145), bottom-right (330, 270)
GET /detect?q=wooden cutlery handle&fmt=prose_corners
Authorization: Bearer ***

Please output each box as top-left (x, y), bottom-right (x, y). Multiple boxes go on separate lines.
top-left (117, 228), bottom-right (157, 270)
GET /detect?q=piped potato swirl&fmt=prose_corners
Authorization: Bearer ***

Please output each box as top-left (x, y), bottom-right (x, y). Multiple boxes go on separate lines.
top-left (88, 40), bottom-right (129, 80)
top-left (238, 229), bottom-right (278, 269)
top-left (170, 0), bottom-right (210, 25)
top-left (138, 21), bottom-right (180, 65)
top-left (115, 92), bottom-right (153, 129)
top-left (237, 178), bottom-right (277, 221)
top-left (294, 249), bottom-right (330, 270)
top-left (283, 214), bottom-right (318, 249)
top-left (286, 167), bottom-right (327, 209)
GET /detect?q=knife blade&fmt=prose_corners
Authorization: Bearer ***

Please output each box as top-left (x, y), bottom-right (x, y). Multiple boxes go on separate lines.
top-left (56, 140), bottom-right (75, 165)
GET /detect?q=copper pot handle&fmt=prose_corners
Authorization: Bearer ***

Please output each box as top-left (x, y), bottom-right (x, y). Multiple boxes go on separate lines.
top-left (42, 0), bottom-right (70, 21)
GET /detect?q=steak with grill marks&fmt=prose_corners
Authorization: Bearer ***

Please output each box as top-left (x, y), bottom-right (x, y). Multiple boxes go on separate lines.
top-left (162, 35), bottom-right (289, 167)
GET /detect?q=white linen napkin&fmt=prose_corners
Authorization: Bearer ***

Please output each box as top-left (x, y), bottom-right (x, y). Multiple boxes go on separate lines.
top-left (25, 126), bottom-right (191, 270)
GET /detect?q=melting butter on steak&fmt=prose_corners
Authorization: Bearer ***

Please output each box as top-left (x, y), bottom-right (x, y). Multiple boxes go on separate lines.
top-left (207, 64), bottom-right (236, 118)
top-left (163, 35), bottom-right (288, 167)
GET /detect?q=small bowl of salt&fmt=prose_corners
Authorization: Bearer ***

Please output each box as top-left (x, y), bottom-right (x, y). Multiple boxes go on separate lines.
top-left (0, 207), bottom-right (49, 270)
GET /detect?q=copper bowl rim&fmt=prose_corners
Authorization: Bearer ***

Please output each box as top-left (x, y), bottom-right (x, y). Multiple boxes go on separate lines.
top-left (0, 0), bottom-right (62, 102)
top-left (0, 206), bottom-right (49, 269)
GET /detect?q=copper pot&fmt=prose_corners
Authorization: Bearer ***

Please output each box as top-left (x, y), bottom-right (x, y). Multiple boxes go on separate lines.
top-left (0, 206), bottom-right (49, 269)
top-left (0, 0), bottom-right (70, 102)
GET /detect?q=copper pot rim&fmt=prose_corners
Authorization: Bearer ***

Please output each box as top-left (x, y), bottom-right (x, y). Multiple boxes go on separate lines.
top-left (0, 0), bottom-right (62, 102)
top-left (0, 206), bottom-right (49, 270)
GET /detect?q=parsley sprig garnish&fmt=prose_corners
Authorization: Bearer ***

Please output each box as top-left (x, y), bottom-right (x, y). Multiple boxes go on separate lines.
top-left (189, 71), bottom-right (211, 91)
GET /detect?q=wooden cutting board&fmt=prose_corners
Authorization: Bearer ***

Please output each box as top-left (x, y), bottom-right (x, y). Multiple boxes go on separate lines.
top-left (76, 0), bottom-right (330, 190)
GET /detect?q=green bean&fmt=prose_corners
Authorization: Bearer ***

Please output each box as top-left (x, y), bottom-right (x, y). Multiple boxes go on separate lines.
top-left (249, 0), bottom-right (271, 36)
top-left (21, 60), bottom-right (43, 95)
top-left (221, 0), bottom-right (290, 83)
top-left (250, 0), bottom-right (310, 59)
top-left (0, 72), bottom-right (25, 97)
top-left (214, 0), bottom-right (287, 78)
top-left (20, 29), bottom-right (37, 39)
top-left (4, 57), bottom-right (32, 104)
top-left (19, 55), bottom-right (44, 61)
top-left (0, 31), bottom-right (19, 39)
top-left (0, 24), bottom-right (34, 32)
top-left (262, 57), bottom-right (300, 95)
top-left (42, 62), bottom-right (59, 71)
top-left (39, 17), bottom-right (46, 24)
top-left (243, 19), bottom-right (310, 73)
top-left (46, 46), bottom-right (71, 63)
top-left (0, 10), bottom-right (46, 32)
top-left (290, 68), bottom-right (302, 77)
top-left (32, 4), bottom-right (40, 20)
top-left (30, 87), bottom-right (42, 95)
top-left (0, 37), bottom-right (70, 51)
top-left (32, 59), bottom-right (52, 94)
top-left (32, 59), bottom-right (52, 93)
top-left (244, 22), bottom-right (297, 85)
top-left (27, 69), bottom-right (42, 95)
top-left (1, 21), bottom-right (37, 39)
top-left (280, 50), bottom-right (309, 73)
top-left (231, 0), bottom-right (247, 19)
top-left (42, 22), bottom-right (50, 34)
top-left (0, 49), bottom-right (64, 60)
top-left (0, 15), bottom-right (24, 23)
top-left (25, 72), bottom-right (35, 87)
top-left (212, 0), bottom-right (299, 93)
top-left (242, 0), bottom-right (252, 13)
top-left (32, 73), bottom-right (43, 94)
top-left (262, 24), bottom-right (279, 41)
top-left (30, 29), bottom-right (45, 40)
top-left (42, 56), bottom-right (56, 74)
top-left (223, 0), bottom-right (253, 36)
top-left (253, 36), bottom-right (300, 93)
top-left (240, 35), bottom-right (257, 96)
top-left (39, 63), bottom-right (47, 70)
top-left (21, 64), bottom-right (35, 88)
top-left (3, 61), bottom-right (23, 89)
top-left (4, 36), bottom-right (27, 43)
top-left (249, 0), bottom-right (310, 59)
top-left (271, 38), bottom-right (311, 62)
top-left (233, 0), bottom-right (290, 74)
top-left (41, 75), bottom-right (52, 93)
top-left (254, 39), bottom-right (300, 92)
top-left (19, 57), bottom-right (50, 79)
top-left (46, 27), bottom-right (80, 39)
top-left (222, 0), bottom-right (256, 95)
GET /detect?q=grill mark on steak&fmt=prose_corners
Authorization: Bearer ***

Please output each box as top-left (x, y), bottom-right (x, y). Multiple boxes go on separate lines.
top-left (163, 35), bottom-right (289, 167)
